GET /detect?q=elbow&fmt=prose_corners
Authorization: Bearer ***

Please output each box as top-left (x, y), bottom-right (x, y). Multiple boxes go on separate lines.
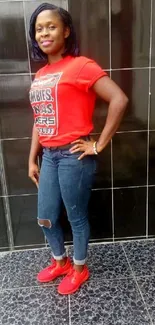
top-left (117, 93), bottom-right (129, 112)
top-left (122, 94), bottom-right (129, 109)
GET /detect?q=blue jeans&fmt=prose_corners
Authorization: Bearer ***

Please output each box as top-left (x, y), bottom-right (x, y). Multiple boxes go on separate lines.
top-left (38, 147), bottom-right (96, 265)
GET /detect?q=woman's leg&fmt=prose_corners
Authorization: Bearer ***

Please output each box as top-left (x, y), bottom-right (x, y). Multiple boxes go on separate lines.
top-left (58, 150), bottom-right (96, 270)
top-left (38, 148), bottom-right (66, 261)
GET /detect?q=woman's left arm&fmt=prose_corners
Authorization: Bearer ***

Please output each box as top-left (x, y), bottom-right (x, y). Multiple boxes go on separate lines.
top-left (92, 76), bottom-right (128, 153)
top-left (70, 76), bottom-right (128, 159)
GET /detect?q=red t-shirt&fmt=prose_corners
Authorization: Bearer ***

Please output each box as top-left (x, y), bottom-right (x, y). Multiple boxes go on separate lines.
top-left (29, 55), bottom-right (107, 147)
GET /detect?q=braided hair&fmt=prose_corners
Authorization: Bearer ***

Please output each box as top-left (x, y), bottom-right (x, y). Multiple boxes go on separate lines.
top-left (29, 2), bottom-right (79, 61)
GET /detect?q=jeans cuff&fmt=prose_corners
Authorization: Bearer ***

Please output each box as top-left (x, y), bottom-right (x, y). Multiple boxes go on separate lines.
top-left (73, 257), bottom-right (86, 265)
top-left (53, 252), bottom-right (66, 260)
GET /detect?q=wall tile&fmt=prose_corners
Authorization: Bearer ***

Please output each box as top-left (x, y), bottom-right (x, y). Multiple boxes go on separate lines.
top-left (149, 131), bottom-right (155, 185)
top-left (150, 69), bottom-right (155, 129)
top-left (111, 69), bottom-right (149, 132)
top-left (0, 198), bottom-right (8, 248)
top-left (0, 1), bottom-right (29, 73)
top-left (111, 0), bottom-right (151, 68)
top-left (69, 0), bottom-right (109, 69)
top-left (9, 195), bottom-right (44, 247)
top-left (113, 132), bottom-right (147, 187)
top-left (148, 186), bottom-right (155, 236)
top-left (92, 139), bottom-right (111, 189)
top-left (89, 190), bottom-right (112, 239)
top-left (24, 0), bottom-right (67, 73)
top-left (114, 187), bottom-right (146, 238)
top-left (152, 0), bottom-right (155, 66)
top-left (2, 139), bottom-right (37, 195)
top-left (93, 97), bottom-right (109, 134)
top-left (0, 75), bottom-right (33, 139)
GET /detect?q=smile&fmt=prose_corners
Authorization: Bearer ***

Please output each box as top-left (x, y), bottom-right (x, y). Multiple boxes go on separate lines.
top-left (41, 41), bottom-right (53, 47)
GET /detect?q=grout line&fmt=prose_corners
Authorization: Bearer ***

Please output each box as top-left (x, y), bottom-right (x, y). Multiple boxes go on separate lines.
top-left (146, 0), bottom-right (153, 238)
top-left (0, 283), bottom-right (58, 293)
top-left (115, 130), bottom-right (148, 134)
top-left (0, 130), bottom-right (150, 141)
top-left (1, 67), bottom-right (155, 78)
top-left (93, 185), bottom-right (147, 191)
top-left (109, 0), bottom-right (114, 242)
top-left (1, 236), bottom-right (155, 253)
top-left (121, 243), bottom-right (154, 325)
top-left (1, 184), bottom-right (155, 199)
top-left (68, 295), bottom-right (71, 325)
top-left (111, 66), bottom-right (151, 71)
top-left (0, 73), bottom-right (31, 77)
top-left (0, 193), bottom-right (37, 198)
top-left (66, 0), bottom-right (68, 11)
top-left (23, 0), bottom-right (32, 76)
top-left (0, 141), bottom-right (14, 249)
top-left (109, 0), bottom-right (112, 71)
top-left (1, 137), bottom-right (31, 141)
top-left (111, 140), bottom-right (115, 242)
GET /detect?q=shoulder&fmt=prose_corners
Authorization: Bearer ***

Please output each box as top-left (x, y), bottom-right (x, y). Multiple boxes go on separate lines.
top-left (74, 56), bottom-right (96, 67)
top-left (34, 65), bottom-right (47, 78)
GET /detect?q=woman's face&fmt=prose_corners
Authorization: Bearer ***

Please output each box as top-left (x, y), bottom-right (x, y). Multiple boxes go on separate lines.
top-left (35, 10), bottom-right (70, 56)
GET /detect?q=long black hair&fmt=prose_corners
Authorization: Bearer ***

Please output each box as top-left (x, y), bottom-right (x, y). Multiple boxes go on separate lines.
top-left (29, 2), bottom-right (79, 61)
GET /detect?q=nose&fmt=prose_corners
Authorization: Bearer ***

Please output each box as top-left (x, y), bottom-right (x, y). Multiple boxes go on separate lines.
top-left (41, 27), bottom-right (49, 37)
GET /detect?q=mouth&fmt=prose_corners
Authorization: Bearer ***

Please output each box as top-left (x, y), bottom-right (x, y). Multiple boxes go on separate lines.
top-left (41, 40), bottom-right (53, 47)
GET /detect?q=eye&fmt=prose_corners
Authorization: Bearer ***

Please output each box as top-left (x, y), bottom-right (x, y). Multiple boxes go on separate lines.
top-left (36, 27), bottom-right (42, 32)
top-left (49, 26), bottom-right (56, 30)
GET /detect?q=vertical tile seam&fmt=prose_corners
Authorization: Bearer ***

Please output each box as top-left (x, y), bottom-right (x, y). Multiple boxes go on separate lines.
top-left (23, 0), bottom-right (32, 79)
top-left (109, 0), bottom-right (114, 241)
top-left (0, 140), bottom-right (14, 249)
top-left (146, 0), bottom-right (153, 237)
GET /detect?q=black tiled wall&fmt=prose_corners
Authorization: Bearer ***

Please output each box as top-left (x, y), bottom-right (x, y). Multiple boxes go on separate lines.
top-left (0, 0), bottom-right (155, 250)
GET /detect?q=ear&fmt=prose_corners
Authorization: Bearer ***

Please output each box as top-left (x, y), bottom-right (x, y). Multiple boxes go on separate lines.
top-left (64, 27), bottom-right (70, 39)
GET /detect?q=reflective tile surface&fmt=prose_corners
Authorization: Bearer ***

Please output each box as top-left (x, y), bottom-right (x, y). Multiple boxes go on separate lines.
top-left (69, 0), bottom-right (109, 69)
top-left (113, 132), bottom-right (147, 187)
top-left (111, 0), bottom-right (151, 68)
top-left (0, 2), bottom-right (29, 73)
top-left (9, 195), bottom-right (44, 247)
top-left (148, 186), bottom-right (155, 236)
top-left (2, 140), bottom-right (37, 195)
top-left (111, 69), bottom-right (149, 132)
top-left (0, 199), bottom-right (8, 248)
top-left (0, 75), bottom-right (32, 139)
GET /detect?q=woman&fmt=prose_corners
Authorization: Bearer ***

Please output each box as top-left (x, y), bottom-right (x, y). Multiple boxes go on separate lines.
top-left (28, 2), bottom-right (128, 295)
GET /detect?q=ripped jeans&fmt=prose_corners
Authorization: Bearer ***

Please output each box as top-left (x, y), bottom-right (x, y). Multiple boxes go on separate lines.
top-left (38, 147), bottom-right (96, 265)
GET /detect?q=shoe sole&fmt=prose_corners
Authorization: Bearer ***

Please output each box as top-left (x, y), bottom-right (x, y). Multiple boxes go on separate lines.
top-left (58, 273), bottom-right (89, 295)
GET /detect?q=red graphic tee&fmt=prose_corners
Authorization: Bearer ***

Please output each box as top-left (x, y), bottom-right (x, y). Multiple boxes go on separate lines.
top-left (29, 55), bottom-right (107, 147)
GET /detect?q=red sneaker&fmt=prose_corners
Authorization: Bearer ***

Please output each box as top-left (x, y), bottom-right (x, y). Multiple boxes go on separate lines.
top-left (58, 265), bottom-right (90, 295)
top-left (37, 258), bottom-right (72, 283)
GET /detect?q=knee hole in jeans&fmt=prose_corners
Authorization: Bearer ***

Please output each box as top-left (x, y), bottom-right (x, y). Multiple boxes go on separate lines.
top-left (38, 219), bottom-right (52, 229)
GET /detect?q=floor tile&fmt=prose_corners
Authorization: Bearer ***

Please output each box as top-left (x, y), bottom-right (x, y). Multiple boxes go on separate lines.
top-left (122, 240), bottom-right (155, 276)
top-left (68, 243), bottom-right (132, 280)
top-left (70, 278), bottom-right (151, 325)
top-left (1, 248), bottom-right (58, 289)
top-left (0, 286), bottom-right (69, 325)
top-left (0, 253), bottom-right (11, 289)
top-left (137, 277), bottom-right (155, 324)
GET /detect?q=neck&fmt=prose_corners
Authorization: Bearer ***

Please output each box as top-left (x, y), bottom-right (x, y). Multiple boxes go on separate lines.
top-left (47, 48), bottom-right (65, 64)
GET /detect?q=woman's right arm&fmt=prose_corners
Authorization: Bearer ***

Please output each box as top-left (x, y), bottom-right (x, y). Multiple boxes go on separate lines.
top-left (28, 124), bottom-right (41, 188)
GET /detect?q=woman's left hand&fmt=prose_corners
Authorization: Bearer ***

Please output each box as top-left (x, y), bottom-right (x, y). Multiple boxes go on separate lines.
top-left (70, 139), bottom-right (101, 160)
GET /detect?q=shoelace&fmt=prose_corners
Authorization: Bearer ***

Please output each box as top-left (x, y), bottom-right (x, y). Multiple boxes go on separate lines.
top-left (66, 268), bottom-right (81, 283)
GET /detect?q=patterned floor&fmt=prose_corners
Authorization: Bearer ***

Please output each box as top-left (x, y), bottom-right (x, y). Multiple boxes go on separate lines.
top-left (1, 240), bottom-right (155, 324)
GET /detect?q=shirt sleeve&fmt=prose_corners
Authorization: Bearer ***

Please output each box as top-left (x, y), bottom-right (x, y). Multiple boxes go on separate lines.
top-left (76, 59), bottom-right (108, 92)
